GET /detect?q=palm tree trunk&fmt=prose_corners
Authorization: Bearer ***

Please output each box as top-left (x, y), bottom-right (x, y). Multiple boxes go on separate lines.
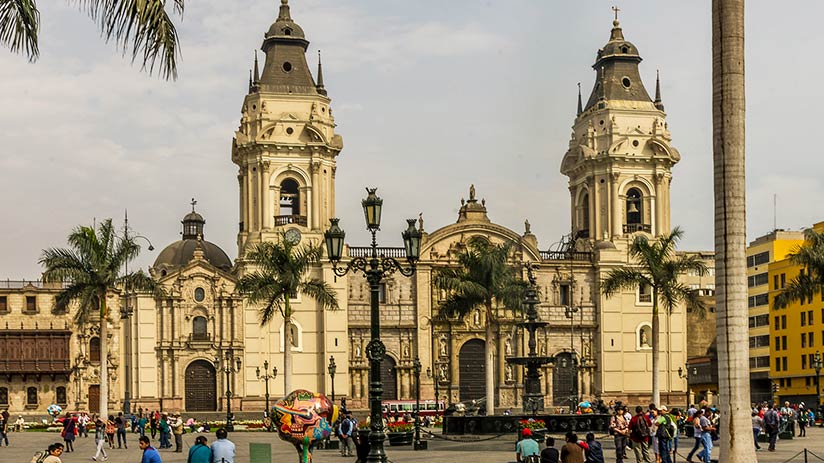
top-left (99, 292), bottom-right (109, 421)
top-left (651, 296), bottom-right (660, 406)
top-left (485, 304), bottom-right (495, 412)
top-left (712, 1), bottom-right (754, 461)
top-left (284, 299), bottom-right (293, 393)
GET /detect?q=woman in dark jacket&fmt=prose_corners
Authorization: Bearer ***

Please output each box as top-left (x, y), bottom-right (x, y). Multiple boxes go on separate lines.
top-left (62, 413), bottom-right (77, 452)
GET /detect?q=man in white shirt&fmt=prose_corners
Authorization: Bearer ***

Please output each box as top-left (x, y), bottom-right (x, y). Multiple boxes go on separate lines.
top-left (210, 428), bottom-right (235, 463)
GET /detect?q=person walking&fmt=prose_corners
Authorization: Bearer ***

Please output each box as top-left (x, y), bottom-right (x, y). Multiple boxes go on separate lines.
top-left (752, 410), bottom-right (763, 451)
top-left (138, 436), bottom-right (162, 463)
top-left (764, 403), bottom-right (780, 452)
top-left (696, 407), bottom-right (715, 463)
top-left (608, 408), bottom-right (629, 463)
top-left (628, 406), bottom-right (652, 463)
top-left (798, 405), bottom-right (808, 437)
top-left (0, 411), bottom-right (9, 447)
top-left (187, 435), bottom-right (211, 463)
top-left (172, 413), bottom-right (184, 453)
top-left (92, 417), bottom-right (108, 461)
top-left (210, 428), bottom-right (235, 463)
top-left (560, 432), bottom-right (585, 463)
top-left (158, 414), bottom-right (171, 449)
top-left (685, 408), bottom-right (704, 462)
top-left (339, 411), bottom-right (355, 457)
top-left (584, 433), bottom-right (604, 463)
top-left (653, 407), bottom-right (675, 463)
top-left (115, 412), bottom-right (127, 449)
top-left (540, 436), bottom-right (560, 463)
top-left (61, 413), bottom-right (77, 453)
top-left (515, 428), bottom-right (540, 462)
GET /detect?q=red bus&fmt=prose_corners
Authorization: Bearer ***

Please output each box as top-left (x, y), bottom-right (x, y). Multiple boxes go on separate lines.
top-left (381, 400), bottom-right (444, 417)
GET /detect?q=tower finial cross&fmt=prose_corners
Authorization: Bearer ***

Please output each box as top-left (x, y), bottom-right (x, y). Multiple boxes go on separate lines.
top-left (191, 197), bottom-right (197, 212)
top-left (612, 6), bottom-right (621, 21)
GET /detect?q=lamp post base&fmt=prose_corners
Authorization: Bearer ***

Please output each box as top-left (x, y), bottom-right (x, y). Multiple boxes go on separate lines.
top-left (414, 441), bottom-right (428, 450)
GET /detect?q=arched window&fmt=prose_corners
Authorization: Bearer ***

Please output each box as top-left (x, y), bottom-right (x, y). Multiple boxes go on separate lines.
top-left (626, 188), bottom-right (643, 226)
top-left (192, 316), bottom-right (208, 341)
top-left (0, 387), bottom-right (8, 405)
top-left (89, 337), bottom-right (101, 363)
top-left (56, 386), bottom-right (67, 405)
top-left (26, 387), bottom-right (38, 405)
top-left (579, 193), bottom-right (590, 238)
top-left (279, 178), bottom-right (300, 216)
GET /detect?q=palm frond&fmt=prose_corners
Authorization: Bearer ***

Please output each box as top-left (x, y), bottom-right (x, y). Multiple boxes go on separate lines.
top-left (298, 280), bottom-right (339, 311)
top-left (775, 273), bottom-right (817, 309)
top-left (0, 0), bottom-right (39, 60)
top-left (75, 0), bottom-right (183, 80)
top-left (601, 268), bottom-right (647, 298)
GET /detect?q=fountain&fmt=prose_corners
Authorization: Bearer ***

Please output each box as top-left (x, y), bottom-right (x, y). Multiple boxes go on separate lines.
top-left (506, 263), bottom-right (553, 415)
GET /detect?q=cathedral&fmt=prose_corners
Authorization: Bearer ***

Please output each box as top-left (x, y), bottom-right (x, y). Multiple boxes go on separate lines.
top-left (0, 3), bottom-right (714, 416)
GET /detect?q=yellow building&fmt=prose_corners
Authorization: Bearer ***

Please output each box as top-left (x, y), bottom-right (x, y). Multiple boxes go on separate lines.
top-left (769, 223), bottom-right (824, 405)
top-left (747, 230), bottom-right (804, 402)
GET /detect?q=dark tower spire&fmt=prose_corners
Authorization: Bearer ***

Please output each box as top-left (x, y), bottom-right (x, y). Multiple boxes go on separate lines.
top-left (316, 49), bottom-right (327, 96)
top-left (577, 82), bottom-right (583, 116)
top-left (248, 69), bottom-right (253, 92)
top-left (654, 69), bottom-right (665, 111)
top-left (253, 50), bottom-right (260, 83)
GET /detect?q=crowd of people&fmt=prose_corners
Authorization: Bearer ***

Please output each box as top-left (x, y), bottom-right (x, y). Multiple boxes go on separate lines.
top-left (18, 408), bottom-right (235, 463)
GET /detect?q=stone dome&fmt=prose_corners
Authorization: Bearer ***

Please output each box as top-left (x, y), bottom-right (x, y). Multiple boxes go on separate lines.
top-left (265, 0), bottom-right (306, 40)
top-left (153, 239), bottom-right (232, 275)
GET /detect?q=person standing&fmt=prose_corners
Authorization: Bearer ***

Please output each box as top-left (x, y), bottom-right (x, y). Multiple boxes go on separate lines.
top-left (172, 414), bottom-right (184, 452)
top-left (115, 412), bottom-right (127, 449)
top-left (150, 412), bottom-right (158, 440)
top-left (696, 407), bottom-right (715, 463)
top-left (61, 413), bottom-right (77, 453)
top-left (540, 436), bottom-right (560, 463)
top-left (187, 435), bottom-right (211, 463)
top-left (628, 406), bottom-right (652, 463)
top-left (560, 432), bottom-right (585, 463)
top-left (583, 433), bottom-right (604, 463)
top-left (515, 428), bottom-right (540, 462)
top-left (608, 407), bottom-right (629, 463)
top-left (339, 411), bottom-right (355, 457)
top-left (92, 417), bottom-right (108, 461)
top-left (105, 415), bottom-right (116, 449)
top-left (138, 436), bottom-right (162, 463)
top-left (0, 411), bottom-right (9, 447)
top-left (77, 413), bottom-right (87, 438)
top-left (653, 407), bottom-right (675, 463)
top-left (798, 405), bottom-right (808, 437)
top-left (764, 404), bottom-right (780, 452)
top-left (138, 414), bottom-right (148, 437)
top-left (210, 428), bottom-right (235, 463)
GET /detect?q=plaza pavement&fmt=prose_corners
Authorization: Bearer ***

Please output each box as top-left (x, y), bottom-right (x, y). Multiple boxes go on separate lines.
top-left (3, 427), bottom-right (824, 462)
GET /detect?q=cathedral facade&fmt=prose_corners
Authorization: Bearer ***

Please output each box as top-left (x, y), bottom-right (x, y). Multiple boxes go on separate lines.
top-left (0, 3), bottom-right (713, 416)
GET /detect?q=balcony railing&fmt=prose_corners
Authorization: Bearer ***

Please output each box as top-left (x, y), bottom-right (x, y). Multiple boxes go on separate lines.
top-left (347, 247), bottom-right (407, 259)
top-left (623, 223), bottom-right (652, 234)
top-left (188, 333), bottom-right (212, 343)
top-left (0, 359), bottom-right (71, 374)
top-left (539, 251), bottom-right (592, 261)
top-left (274, 215), bottom-right (307, 227)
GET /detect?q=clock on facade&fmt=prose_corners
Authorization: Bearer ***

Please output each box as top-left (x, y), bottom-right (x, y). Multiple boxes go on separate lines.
top-left (285, 228), bottom-right (302, 245)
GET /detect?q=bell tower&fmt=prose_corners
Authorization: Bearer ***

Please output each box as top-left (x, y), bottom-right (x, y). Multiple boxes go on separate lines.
top-left (560, 17), bottom-right (679, 242)
top-left (232, 0), bottom-right (344, 256)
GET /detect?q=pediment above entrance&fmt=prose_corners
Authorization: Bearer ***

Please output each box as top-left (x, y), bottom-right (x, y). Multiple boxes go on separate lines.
top-left (420, 221), bottom-right (541, 262)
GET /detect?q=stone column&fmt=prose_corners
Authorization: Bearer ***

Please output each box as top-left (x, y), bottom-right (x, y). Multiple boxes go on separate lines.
top-left (591, 177), bottom-right (601, 238)
top-left (237, 173), bottom-right (245, 232)
top-left (261, 162), bottom-right (271, 230)
top-left (654, 173), bottom-right (664, 235)
top-left (310, 161), bottom-right (320, 230)
top-left (706, 390), bottom-right (714, 405)
top-left (611, 173), bottom-right (622, 237)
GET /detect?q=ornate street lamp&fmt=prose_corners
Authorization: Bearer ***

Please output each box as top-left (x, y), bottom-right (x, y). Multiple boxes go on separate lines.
top-left (412, 357), bottom-right (425, 450)
top-left (118, 212), bottom-right (154, 415)
top-left (328, 355), bottom-right (337, 403)
top-left (256, 360), bottom-right (278, 430)
top-left (325, 187), bottom-right (420, 463)
top-left (678, 366), bottom-right (690, 409)
top-left (215, 351), bottom-right (242, 432)
top-left (813, 351), bottom-right (823, 416)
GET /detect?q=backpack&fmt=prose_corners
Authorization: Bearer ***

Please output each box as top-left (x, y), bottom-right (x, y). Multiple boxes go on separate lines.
top-left (524, 455), bottom-right (541, 463)
top-left (655, 415), bottom-right (674, 440)
top-left (633, 415), bottom-right (651, 437)
top-left (31, 450), bottom-right (48, 463)
top-left (764, 410), bottom-right (779, 432)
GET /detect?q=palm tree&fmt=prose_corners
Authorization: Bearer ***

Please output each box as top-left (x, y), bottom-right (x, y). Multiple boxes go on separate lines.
top-left (774, 229), bottom-right (824, 309)
top-left (601, 227), bottom-right (706, 405)
top-left (39, 218), bottom-right (158, 420)
top-left (236, 238), bottom-right (339, 393)
top-left (0, 0), bottom-right (183, 79)
top-left (433, 237), bottom-right (525, 409)
top-left (712, 1), bottom-right (754, 461)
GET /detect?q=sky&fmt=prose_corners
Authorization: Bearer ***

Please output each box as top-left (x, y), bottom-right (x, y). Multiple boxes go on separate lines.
top-left (0, 1), bottom-right (821, 278)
